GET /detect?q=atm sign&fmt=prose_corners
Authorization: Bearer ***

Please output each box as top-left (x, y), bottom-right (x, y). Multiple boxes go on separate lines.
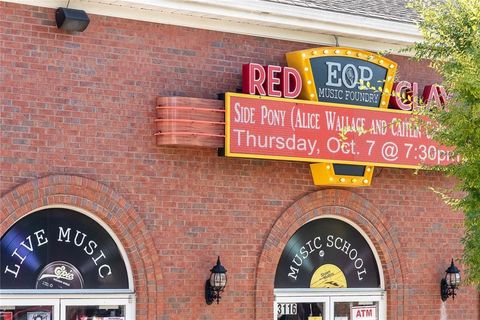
top-left (351, 306), bottom-right (376, 320)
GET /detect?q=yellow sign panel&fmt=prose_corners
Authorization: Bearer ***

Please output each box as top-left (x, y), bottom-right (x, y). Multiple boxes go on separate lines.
top-left (286, 47), bottom-right (398, 187)
top-left (310, 163), bottom-right (374, 187)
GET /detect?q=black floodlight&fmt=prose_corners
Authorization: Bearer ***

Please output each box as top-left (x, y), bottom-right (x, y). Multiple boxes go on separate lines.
top-left (55, 7), bottom-right (90, 32)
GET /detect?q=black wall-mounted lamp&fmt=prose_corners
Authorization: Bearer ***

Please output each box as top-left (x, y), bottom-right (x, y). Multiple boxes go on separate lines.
top-left (440, 259), bottom-right (461, 301)
top-left (205, 256), bottom-right (227, 305)
top-left (55, 7), bottom-right (90, 32)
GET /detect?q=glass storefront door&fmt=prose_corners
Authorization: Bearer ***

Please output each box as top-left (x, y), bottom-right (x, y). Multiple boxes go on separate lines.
top-left (331, 295), bottom-right (380, 320)
top-left (0, 297), bottom-right (134, 320)
top-left (61, 298), bottom-right (131, 320)
top-left (276, 297), bottom-right (329, 320)
top-left (277, 302), bottom-right (325, 320)
top-left (0, 299), bottom-right (59, 320)
top-left (274, 290), bottom-right (385, 320)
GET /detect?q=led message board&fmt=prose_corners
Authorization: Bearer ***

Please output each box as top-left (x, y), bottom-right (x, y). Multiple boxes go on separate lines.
top-left (225, 93), bottom-right (455, 168)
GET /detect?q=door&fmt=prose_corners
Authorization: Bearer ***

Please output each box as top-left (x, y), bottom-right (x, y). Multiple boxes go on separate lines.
top-left (331, 295), bottom-right (383, 320)
top-left (276, 296), bottom-right (329, 320)
top-left (0, 298), bottom-right (59, 320)
top-left (0, 297), bottom-right (134, 320)
top-left (61, 298), bottom-right (133, 320)
top-left (274, 291), bottom-right (385, 320)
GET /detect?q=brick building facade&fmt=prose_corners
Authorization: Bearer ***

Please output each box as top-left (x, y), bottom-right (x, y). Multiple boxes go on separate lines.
top-left (0, 1), bottom-right (478, 319)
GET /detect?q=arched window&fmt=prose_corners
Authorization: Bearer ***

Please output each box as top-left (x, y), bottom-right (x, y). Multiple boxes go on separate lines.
top-left (0, 207), bottom-right (135, 320)
top-left (274, 217), bottom-right (385, 320)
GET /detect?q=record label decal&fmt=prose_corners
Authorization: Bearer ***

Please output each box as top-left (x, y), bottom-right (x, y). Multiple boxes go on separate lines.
top-left (35, 261), bottom-right (84, 289)
top-left (310, 264), bottom-right (347, 288)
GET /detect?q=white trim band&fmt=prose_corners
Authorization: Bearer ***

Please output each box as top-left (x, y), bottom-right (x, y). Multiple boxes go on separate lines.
top-left (5, 0), bottom-right (421, 55)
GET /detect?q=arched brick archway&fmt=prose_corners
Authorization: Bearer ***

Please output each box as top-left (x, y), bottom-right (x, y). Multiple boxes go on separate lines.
top-left (255, 189), bottom-right (404, 319)
top-left (0, 175), bottom-right (164, 318)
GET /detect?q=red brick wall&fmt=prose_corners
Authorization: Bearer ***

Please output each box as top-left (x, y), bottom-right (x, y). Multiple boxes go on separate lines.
top-left (0, 175), bottom-right (164, 318)
top-left (1, 2), bottom-right (477, 319)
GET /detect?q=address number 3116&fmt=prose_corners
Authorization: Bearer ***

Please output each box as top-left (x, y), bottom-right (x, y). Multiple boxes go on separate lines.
top-left (277, 303), bottom-right (298, 316)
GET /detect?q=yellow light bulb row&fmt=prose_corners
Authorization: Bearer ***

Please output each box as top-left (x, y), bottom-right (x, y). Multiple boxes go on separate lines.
top-left (327, 177), bottom-right (369, 184)
top-left (310, 163), bottom-right (374, 187)
top-left (300, 48), bottom-right (395, 69)
top-left (324, 165), bottom-right (372, 185)
top-left (335, 177), bottom-right (369, 184)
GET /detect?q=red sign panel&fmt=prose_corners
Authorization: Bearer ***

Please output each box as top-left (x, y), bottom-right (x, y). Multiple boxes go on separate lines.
top-left (0, 312), bottom-right (13, 320)
top-left (351, 306), bottom-right (376, 320)
top-left (225, 93), bottom-right (456, 168)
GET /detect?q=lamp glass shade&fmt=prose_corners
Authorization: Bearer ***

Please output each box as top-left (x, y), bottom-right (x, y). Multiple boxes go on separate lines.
top-left (446, 271), bottom-right (460, 288)
top-left (445, 259), bottom-right (461, 288)
top-left (210, 272), bottom-right (227, 289)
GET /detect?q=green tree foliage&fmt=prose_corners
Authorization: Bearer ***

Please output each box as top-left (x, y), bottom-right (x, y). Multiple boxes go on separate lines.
top-left (410, 0), bottom-right (480, 284)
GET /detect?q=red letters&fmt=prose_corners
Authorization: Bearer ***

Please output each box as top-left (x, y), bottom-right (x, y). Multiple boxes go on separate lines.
top-left (242, 63), bottom-right (266, 96)
top-left (390, 81), bottom-right (419, 111)
top-left (354, 307), bottom-right (374, 318)
top-left (283, 67), bottom-right (302, 98)
top-left (390, 82), bottom-right (448, 111)
top-left (266, 65), bottom-right (282, 97)
top-left (242, 63), bottom-right (302, 98)
top-left (423, 84), bottom-right (448, 108)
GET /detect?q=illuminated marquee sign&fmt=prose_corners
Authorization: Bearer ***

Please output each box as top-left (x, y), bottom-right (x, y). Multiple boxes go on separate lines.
top-left (224, 47), bottom-right (453, 185)
top-left (225, 93), bottom-right (454, 168)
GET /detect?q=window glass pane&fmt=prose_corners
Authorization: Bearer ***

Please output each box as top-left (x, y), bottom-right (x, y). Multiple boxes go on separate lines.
top-left (277, 302), bottom-right (324, 320)
top-left (334, 301), bottom-right (378, 320)
top-left (65, 305), bottom-right (125, 320)
top-left (0, 306), bottom-right (53, 320)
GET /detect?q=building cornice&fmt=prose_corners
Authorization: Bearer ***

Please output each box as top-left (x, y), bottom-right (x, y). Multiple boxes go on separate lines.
top-left (6, 0), bottom-right (422, 55)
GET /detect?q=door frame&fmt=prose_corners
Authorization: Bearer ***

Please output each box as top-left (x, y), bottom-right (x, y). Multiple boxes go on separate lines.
top-left (0, 298), bottom-right (60, 320)
top-left (275, 295), bottom-right (330, 319)
top-left (274, 289), bottom-right (386, 320)
top-left (0, 294), bottom-right (135, 319)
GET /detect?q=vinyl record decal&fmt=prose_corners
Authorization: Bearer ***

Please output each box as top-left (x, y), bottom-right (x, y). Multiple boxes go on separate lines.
top-left (274, 218), bottom-right (380, 288)
top-left (0, 208), bottom-right (129, 290)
